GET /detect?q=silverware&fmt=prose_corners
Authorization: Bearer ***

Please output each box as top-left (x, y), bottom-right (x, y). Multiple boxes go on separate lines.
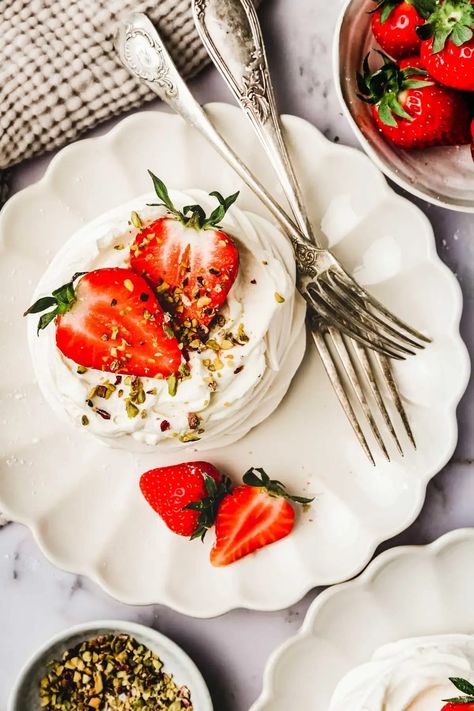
top-left (193, 0), bottom-right (416, 458)
top-left (115, 13), bottom-right (429, 362)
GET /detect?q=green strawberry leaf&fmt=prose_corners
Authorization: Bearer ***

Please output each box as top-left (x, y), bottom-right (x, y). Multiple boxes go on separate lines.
top-left (387, 95), bottom-right (413, 120)
top-left (147, 172), bottom-right (240, 231)
top-left (380, 0), bottom-right (399, 23)
top-left (378, 99), bottom-right (399, 126)
top-left (420, 0), bottom-right (474, 53)
top-left (451, 23), bottom-right (473, 45)
top-left (24, 272), bottom-right (85, 334)
top-left (205, 190), bottom-right (240, 228)
top-left (410, 0), bottom-right (437, 19)
top-left (148, 170), bottom-right (176, 212)
top-left (450, 678), bottom-right (474, 696)
top-left (443, 676), bottom-right (474, 703)
top-left (23, 296), bottom-right (57, 315)
top-left (432, 24), bottom-right (453, 51)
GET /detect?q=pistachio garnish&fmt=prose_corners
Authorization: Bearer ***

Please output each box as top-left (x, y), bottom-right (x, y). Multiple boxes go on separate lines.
top-left (274, 292), bottom-right (285, 303)
top-left (38, 633), bottom-right (193, 710)
top-left (167, 373), bottom-right (178, 397)
top-left (130, 210), bottom-right (142, 229)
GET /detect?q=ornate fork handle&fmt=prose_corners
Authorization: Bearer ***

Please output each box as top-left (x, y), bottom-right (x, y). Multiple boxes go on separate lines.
top-left (116, 13), bottom-right (325, 277)
top-left (193, 0), bottom-right (316, 243)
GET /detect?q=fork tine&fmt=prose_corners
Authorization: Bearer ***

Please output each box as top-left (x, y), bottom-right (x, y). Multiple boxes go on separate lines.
top-left (351, 341), bottom-right (403, 455)
top-left (326, 272), bottom-right (426, 351)
top-left (309, 324), bottom-right (375, 465)
top-left (329, 328), bottom-right (390, 461)
top-left (306, 286), bottom-right (409, 360)
top-left (375, 353), bottom-right (417, 448)
top-left (315, 280), bottom-right (417, 357)
top-left (332, 270), bottom-right (431, 345)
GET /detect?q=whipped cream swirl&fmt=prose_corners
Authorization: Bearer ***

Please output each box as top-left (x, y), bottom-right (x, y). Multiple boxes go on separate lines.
top-left (330, 634), bottom-right (474, 711)
top-left (28, 190), bottom-right (306, 451)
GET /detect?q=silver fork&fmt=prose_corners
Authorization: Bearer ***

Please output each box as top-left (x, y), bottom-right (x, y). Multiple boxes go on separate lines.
top-left (115, 13), bottom-right (429, 362)
top-left (193, 0), bottom-right (416, 461)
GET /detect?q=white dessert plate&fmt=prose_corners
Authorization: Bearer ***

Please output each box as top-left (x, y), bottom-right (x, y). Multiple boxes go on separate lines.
top-left (251, 528), bottom-right (474, 711)
top-left (0, 105), bottom-right (469, 617)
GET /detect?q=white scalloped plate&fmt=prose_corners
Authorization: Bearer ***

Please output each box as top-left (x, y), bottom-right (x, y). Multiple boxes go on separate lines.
top-left (0, 105), bottom-right (469, 617)
top-left (251, 528), bottom-right (474, 710)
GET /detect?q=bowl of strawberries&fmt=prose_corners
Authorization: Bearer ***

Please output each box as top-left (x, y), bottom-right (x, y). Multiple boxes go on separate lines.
top-left (334, 0), bottom-right (474, 211)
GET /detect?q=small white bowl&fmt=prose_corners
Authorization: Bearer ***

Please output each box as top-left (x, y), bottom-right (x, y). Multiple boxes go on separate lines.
top-left (9, 620), bottom-right (213, 711)
top-left (333, 0), bottom-right (474, 212)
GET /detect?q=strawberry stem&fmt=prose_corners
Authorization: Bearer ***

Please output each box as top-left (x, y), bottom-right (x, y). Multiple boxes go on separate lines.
top-left (443, 677), bottom-right (474, 703)
top-left (24, 272), bottom-right (86, 334)
top-left (357, 51), bottom-right (434, 127)
top-left (417, 0), bottom-right (474, 52)
top-left (242, 467), bottom-right (314, 505)
top-left (183, 474), bottom-right (232, 541)
top-left (147, 170), bottom-right (240, 230)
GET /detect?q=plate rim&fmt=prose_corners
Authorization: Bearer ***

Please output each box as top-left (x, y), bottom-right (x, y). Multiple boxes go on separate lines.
top-left (0, 104), bottom-right (470, 617)
top-left (250, 527), bottom-right (474, 710)
top-left (332, 0), bottom-right (474, 214)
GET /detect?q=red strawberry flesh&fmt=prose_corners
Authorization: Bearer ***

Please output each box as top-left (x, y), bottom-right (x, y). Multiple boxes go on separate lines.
top-left (210, 485), bottom-right (295, 566)
top-left (130, 216), bottom-right (239, 328)
top-left (31, 267), bottom-right (183, 378)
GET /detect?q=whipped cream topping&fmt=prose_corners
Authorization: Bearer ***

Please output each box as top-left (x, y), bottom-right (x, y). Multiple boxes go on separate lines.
top-left (330, 634), bottom-right (474, 711)
top-left (28, 190), bottom-right (306, 451)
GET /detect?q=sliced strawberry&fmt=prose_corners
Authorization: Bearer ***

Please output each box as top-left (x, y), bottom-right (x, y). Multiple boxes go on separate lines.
top-left (140, 462), bottom-right (230, 539)
top-left (210, 468), bottom-right (313, 567)
top-left (441, 677), bottom-right (474, 711)
top-left (130, 172), bottom-right (239, 330)
top-left (24, 268), bottom-right (182, 378)
top-left (357, 52), bottom-right (471, 149)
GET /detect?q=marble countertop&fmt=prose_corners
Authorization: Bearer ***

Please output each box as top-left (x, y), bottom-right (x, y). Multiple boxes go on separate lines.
top-left (1, 0), bottom-right (473, 708)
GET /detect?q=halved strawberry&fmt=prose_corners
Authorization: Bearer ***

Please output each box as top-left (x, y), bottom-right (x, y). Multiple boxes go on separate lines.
top-left (140, 462), bottom-right (231, 539)
top-left (24, 268), bottom-right (182, 378)
top-left (130, 172), bottom-right (240, 330)
top-left (210, 468), bottom-right (313, 567)
top-left (441, 677), bottom-right (474, 710)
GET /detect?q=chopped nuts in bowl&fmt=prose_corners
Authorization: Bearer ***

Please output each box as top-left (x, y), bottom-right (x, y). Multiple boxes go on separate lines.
top-left (9, 620), bottom-right (213, 711)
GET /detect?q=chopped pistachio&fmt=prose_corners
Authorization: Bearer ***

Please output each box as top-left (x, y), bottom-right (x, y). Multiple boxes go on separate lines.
top-left (81, 415), bottom-right (89, 427)
top-left (163, 324), bottom-right (175, 339)
top-left (126, 400), bottom-right (139, 418)
top-left (274, 292), bottom-right (285, 303)
top-left (76, 366), bottom-right (88, 374)
top-left (167, 374), bottom-right (178, 397)
top-left (131, 210), bottom-right (142, 229)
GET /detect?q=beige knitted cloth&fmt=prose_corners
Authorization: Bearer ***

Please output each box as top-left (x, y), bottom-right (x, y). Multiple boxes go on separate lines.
top-left (1, 0), bottom-right (257, 199)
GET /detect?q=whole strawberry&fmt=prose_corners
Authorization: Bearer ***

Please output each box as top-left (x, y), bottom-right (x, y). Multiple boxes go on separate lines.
top-left (357, 52), bottom-right (472, 148)
top-left (210, 467), bottom-right (313, 567)
top-left (370, 0), bottom-right (431, 58)
top-left (24, 268), bottom-right (182, 378)
top-left (418, 0), bottom-right (474, 91)
top-left (441, 676), bottom-right (474, 710)
top-left (140, 462), bottom-right (231, 539)
top-left (130, 172), bottom-right (239, 332)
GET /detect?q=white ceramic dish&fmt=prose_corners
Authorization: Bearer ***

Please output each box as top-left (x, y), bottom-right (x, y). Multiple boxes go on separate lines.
top-left (0, 105), bottom-right (469, 617)
top-left (334, 0), bottom-right (474, 213)
top-left (251, 528), bottom-right (474, 711)
top-left (9, 619), bottom-right (212, 711)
